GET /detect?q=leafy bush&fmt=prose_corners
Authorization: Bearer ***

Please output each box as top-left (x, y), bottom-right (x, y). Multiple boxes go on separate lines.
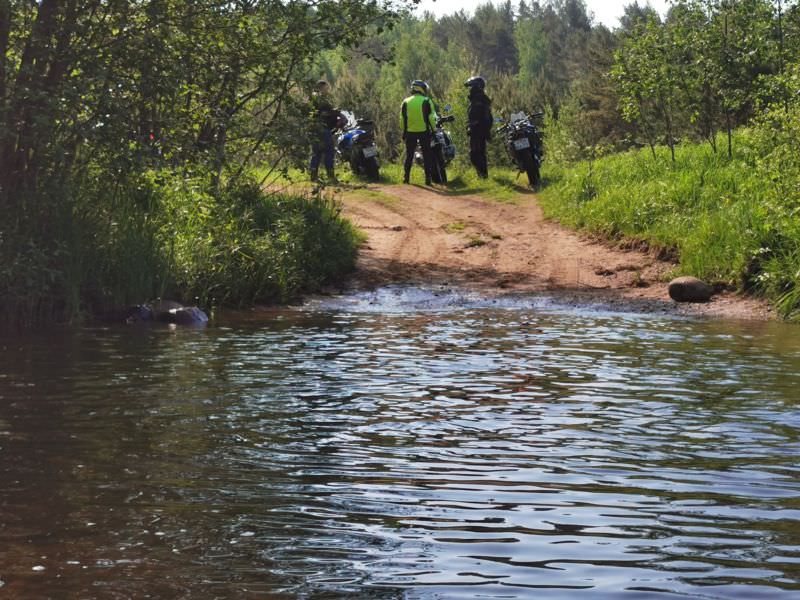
top-left (0, 170), bottom-right (359, 329)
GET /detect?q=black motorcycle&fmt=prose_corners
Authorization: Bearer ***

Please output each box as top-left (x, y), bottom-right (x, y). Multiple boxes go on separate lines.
top-left (415, 114), bottom-right (456, 184)
top-left (498, 111), bottom-right (544, 187)
top-left (336, 110), bottom-right (380, 181)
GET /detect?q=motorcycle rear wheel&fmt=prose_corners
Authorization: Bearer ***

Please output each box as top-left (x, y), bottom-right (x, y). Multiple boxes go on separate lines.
top-left (364, 157), bottom-right (380, 182)
top-left (519, 150), bottom-right (540, 188)
top-left (434, 149), bottom-right (447, 184)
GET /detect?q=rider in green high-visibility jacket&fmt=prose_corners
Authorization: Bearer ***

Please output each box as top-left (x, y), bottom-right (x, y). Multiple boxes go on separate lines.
top-left (401, 80), bottom-right (438, 185)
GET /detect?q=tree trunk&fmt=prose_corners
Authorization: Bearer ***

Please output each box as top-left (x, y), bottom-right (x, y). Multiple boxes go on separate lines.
top-left (702, 83), bottom-right (717, 153)
top-left (726, 109), bottom-right (733, 159)
top-left (778, 0), bottom-right (784, 75)
top-left (658, 92), bottom-right (675, 163)
top-left (1, 0), bottom-right (61, 193)
top-left (636, 95), bottom-right (657, 160)
top-left (0, 0), bottom-right (10, 112)
top-left (723, 12), bottom-right (733, 159)
top-left (707, 131), bottom-right (717, 153)
top-left (211, 57), bottom-right (242, 190)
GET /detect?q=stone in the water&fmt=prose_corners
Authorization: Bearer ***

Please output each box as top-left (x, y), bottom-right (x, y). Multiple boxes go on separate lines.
top-left (157, 306), bottom-right (209, 326)
top-left (668, 276), bottom-right (714, 303)
top-left (126, 300), bottom-right (208, 325)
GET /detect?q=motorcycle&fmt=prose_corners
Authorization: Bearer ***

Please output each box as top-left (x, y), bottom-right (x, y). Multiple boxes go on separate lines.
top-left (335, 110), bottom-right (380, 181)
top-left (415, 112), bottom-right (456, 184)
top-left (497, 111), bottom-right (544, 187)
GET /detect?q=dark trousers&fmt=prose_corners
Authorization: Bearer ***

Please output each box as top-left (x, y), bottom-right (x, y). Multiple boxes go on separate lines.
top-left (404, 131), bottom-right (433, 182)
top-left (469, 134), bottom-right (489, 178)
top-left (309, 128), bottom-right (335, 172)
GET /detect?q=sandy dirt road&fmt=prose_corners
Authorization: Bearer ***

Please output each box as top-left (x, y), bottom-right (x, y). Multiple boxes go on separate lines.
top-left (338, 184), bottom-right (771, 320)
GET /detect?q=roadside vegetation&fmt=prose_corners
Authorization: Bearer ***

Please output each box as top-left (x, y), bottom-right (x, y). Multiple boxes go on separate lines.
top-left (0, 169), bottom-right (361, 327)
top-left (540, 119), bottom-right (800, 319)
top-left (0, 1), bottom-right (408, 328)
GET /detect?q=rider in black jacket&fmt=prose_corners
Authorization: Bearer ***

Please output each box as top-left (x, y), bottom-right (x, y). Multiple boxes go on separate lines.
top-left (309, 80), bottom-right (342, 183)
top-left (465, 76), bottom-right (493, 179)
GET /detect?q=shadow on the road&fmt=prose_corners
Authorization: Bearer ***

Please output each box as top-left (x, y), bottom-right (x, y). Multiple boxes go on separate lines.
top-left (396, 174), bottom-right (540, 198)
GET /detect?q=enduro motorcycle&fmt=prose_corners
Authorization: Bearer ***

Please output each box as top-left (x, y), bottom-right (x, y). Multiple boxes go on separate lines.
top-left (415, 114), bottom-right (456, 184)
top-left (498, 111), bottom-right (544, 187)
top-left (336, 110), bottom-right (380, 181)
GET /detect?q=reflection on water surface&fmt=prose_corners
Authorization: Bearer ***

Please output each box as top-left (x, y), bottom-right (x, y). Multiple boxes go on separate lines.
top-left (2, 288), bottom-right (800, 598)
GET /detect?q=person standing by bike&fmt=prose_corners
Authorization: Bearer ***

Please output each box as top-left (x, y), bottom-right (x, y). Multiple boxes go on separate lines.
top-left (401, 80), bottom-right (437, 185)
top-left (465, 76), bottom-right (493, 179)
top-left (309, 79), bottom-right (341, 183)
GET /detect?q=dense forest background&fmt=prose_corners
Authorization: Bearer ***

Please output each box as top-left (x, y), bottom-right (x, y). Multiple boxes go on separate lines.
top-left (319, 0), bottom-right (800, 165)
top-left (4, 0), bottom-right (800, 327)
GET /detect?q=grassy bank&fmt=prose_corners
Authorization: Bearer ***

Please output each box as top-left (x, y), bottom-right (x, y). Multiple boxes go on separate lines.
top-left (538, 130), bottom-right (800, 319)
top-left (0, 171), bottom-right (361, 328)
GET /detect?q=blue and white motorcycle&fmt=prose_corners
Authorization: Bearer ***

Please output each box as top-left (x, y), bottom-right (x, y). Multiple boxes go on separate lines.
top-left (336, 110), bottom-right (380, 181)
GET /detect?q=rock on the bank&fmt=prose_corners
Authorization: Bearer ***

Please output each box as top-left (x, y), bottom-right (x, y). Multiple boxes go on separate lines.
top-left (668, 276), bottom-right (714, 303)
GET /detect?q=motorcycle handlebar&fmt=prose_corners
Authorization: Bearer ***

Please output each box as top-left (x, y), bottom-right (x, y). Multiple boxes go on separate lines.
top-left (438, 115), bottom-right (455, 125)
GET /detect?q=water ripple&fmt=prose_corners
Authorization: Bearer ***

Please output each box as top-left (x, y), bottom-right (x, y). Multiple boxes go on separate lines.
top-left (1, 294), bottom-right (800, 598)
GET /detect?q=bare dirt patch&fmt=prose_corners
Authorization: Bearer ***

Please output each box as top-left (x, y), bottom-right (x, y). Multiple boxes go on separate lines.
top-left (338, 184), bottom-right (772, 320)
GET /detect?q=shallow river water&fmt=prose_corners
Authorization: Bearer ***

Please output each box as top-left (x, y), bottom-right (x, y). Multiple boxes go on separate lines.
top-left (2, 287), bottom-right (800, 599)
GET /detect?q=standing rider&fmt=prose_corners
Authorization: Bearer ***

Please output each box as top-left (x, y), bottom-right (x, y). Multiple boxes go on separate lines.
top-left (401, 80), bottom-right (438, 185)
top-left (309, 79), bottom-right (341, 183)
top-left (465, 76), bottom-right (493, 179)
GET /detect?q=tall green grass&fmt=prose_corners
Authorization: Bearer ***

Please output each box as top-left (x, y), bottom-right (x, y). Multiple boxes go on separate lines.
top-left (0, 170), bottom-right (360, 328)
top-left (539, 130), bottom-right (800, 318)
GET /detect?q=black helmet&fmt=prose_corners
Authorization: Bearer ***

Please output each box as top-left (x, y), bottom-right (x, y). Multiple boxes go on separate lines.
top-left (465, 76), bottom-right (486, 90)
top-left (410, 79), bottom-right (430, 95)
